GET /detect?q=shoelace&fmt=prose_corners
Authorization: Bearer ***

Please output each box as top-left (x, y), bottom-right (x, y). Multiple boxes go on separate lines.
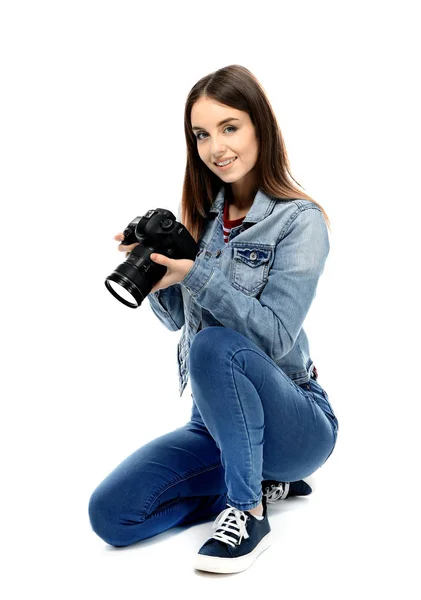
top-left (264, 482), bottom-right (290, 502)
top-left (211, 504), bottom-right (250, 548)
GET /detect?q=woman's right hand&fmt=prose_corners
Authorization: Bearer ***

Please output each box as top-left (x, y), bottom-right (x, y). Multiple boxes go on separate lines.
top-left (114, 233), bottom-right (140, 258)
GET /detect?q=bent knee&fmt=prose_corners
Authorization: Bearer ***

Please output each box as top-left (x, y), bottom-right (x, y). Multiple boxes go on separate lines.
top-left (88, 488), bottom-right (138, 547)
top-left (190, 326), bottom-right (239, 371)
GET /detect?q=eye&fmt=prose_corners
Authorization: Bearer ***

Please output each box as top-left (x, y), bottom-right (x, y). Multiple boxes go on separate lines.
top-left (195, 125), bottom-right (237, 141)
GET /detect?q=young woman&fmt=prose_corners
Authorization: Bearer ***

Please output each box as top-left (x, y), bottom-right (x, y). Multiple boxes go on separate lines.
top-left (89, 64), bottom-right (339, 574)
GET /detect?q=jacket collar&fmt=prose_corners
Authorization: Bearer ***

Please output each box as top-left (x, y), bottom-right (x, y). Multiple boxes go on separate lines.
top-left (207, 185), bottom-right (278, 225)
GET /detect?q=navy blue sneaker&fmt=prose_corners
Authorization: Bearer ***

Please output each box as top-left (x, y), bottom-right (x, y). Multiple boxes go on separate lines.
top-left (194, 494), bottom-right (271, 574)
top-left (262, 479), bottom-right (312, 502)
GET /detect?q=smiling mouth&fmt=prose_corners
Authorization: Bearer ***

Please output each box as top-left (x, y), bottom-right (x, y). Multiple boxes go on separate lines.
top-left (214, 157), bottom-right (237, 166)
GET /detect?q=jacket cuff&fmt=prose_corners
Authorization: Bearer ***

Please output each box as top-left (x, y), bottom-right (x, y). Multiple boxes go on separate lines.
top-left (148, 290), bottom-right (169, 314)
top-left (179, 256), bottom-right (215, 297)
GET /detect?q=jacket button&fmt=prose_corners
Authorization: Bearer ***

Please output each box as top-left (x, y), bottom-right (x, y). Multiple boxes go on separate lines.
top-left (250, 251), bottom-right (257, 261)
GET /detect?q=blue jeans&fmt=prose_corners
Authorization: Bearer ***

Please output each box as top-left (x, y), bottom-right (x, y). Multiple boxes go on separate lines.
top-left (88, 327), bottom-right (339, 547)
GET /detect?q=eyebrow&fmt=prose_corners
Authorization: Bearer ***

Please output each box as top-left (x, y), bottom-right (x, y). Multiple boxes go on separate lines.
top-left (191, 117), bottom-right (240, 131)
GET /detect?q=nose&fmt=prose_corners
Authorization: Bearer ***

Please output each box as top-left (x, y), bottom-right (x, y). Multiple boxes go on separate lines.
top-left (211, 136), bottom-right (227, 160)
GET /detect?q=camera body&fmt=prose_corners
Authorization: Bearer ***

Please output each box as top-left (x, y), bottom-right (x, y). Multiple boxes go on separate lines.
top-left (105, 208), bottom-right (200, 308)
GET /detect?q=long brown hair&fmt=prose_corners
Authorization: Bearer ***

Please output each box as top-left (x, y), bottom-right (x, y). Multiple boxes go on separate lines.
top-left (180, 65), bottom-right (331, 243)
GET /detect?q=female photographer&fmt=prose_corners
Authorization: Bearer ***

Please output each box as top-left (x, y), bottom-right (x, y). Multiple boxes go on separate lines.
top-left (89, 64), bottom-right (339, 574)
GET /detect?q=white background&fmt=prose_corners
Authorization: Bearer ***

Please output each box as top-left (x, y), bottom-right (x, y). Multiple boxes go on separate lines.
top-left (1, 0), bottom-right (419, 597)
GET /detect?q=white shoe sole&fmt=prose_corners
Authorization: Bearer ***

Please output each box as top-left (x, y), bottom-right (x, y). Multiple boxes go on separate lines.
top-left (193, 531), bottom-right (272, 574)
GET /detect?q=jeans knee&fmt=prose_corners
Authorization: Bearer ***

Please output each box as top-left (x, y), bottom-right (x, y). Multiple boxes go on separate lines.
top-left (191, 326), bottom-right (217, 358)
top-left (190, 326), bottom-right (234, 375)
top-left (88, 488), bottom-right (132, 548)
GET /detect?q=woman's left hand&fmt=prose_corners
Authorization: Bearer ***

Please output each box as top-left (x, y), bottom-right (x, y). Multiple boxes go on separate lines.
top-left (149, 253), bottom-right (195, 293)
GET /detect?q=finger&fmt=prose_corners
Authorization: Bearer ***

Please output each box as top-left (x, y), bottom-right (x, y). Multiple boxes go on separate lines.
top-left (150, 253), bottom-right (171, 266)
top-left (114, 233), bottom-right (125, 241)
top-left (118, 242), bottom-right (139, 252)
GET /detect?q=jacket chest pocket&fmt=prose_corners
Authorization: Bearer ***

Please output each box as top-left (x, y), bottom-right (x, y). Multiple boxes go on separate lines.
top-left (231, 246), bottom-right (273, 295)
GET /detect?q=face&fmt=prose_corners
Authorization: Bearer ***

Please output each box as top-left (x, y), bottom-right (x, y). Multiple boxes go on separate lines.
top-left (191, 96), bottom-right (259, 185)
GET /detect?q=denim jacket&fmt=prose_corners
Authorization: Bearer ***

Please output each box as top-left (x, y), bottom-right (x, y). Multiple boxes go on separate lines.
top-left (148, 186), bottom-right (330, 398)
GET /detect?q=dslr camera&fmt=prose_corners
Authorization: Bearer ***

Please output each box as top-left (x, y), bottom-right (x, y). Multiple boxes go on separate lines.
top-left (105, 208), bottom-right (199, 308)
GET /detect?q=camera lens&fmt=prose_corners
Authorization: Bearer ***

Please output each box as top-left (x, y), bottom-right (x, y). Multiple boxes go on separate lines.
top-left (105, 244), bottom-right (166, 308)
top-left (105, 274), bottom-right (142, 308)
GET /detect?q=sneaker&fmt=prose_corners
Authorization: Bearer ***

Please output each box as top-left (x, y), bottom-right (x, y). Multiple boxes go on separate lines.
top-left (262, 479), bottom-right (312, 503)
top-left (194, 494), bottom-right (272, 574)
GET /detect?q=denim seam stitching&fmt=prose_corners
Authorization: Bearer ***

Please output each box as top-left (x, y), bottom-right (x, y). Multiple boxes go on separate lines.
top-left (226, 494), bottom-right (263, 510)
top-left (229, 346), bottom-right (337, 475)
top-left (276, 205), bottom-right (322, 245)
top-left (189, 265), bottom-right (216, 297)
top-left (142, 461), bottom-right (223, 515)
top-left (232, 348), bottom-right (306, 395)
top-left (231, 346), bottom-right (320, 413)
top-left (229, 349), bottom-right (266, 506)
top-left (232, 258), bottom-right (270, 295)
top-left (149, 294), bottom-right (181, 331)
